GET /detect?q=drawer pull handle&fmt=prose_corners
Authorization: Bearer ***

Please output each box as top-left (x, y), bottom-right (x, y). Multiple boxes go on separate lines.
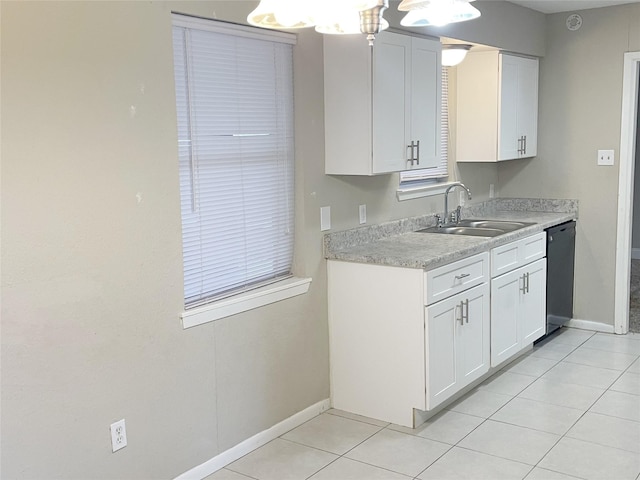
top-left (455, 273), bottom-right (471, 281)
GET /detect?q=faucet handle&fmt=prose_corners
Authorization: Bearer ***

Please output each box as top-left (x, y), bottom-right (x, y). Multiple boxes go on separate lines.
top-left (434, 214), bottom-right (443, 228)
top-left (454, 206), bottom-right (462, 224)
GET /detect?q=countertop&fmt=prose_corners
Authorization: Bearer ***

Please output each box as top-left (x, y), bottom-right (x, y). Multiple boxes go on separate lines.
top-left (325, 200), bottom-right (577, 271)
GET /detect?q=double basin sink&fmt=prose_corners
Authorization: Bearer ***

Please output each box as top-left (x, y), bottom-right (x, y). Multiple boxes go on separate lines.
top-left (418, 219), bottom-right (535, 237)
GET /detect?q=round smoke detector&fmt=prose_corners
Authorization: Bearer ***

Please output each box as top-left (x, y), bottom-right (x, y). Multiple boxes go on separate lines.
top-left (566, 13), bottom-right (583, 31)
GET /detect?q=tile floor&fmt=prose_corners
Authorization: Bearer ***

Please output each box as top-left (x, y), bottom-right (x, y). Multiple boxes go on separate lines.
top-left (209, 328), bottom-right (640, 480)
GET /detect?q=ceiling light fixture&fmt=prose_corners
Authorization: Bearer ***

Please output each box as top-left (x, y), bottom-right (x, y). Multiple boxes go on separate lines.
top-left (247, 0), bottom-right (481, 44)
top-left (441, 44), bottom-right (473, 66)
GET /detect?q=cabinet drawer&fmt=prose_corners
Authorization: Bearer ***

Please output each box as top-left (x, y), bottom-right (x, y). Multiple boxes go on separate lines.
top-left (491, 232), bottom-right (546, 277)
top-left (425, 252), bottom-right (489, 305)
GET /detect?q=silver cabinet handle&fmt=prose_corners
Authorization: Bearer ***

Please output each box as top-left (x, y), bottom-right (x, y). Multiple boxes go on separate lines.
top-left (520, 273), bottom-right (527, 294)
top-left (526, 272), bottom-right (530, 294)
top-left (415, 140), bottom-right (420, 165)
top-left (407, 142), bottom-right (415, 165)
top-left (456, 303), bottom-right (464, 325)
top-left (455, 273), bottom-right (470, 280)
top-left (523, 135), bottom-right (527, 155)
top-left (463, 299), bottom-right (469, 324)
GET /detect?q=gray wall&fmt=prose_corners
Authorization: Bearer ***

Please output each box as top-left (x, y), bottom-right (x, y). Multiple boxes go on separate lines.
top-left (0, 0), bottom-right (549, 478)
top-left (499, 3), bottom-right (640, 324)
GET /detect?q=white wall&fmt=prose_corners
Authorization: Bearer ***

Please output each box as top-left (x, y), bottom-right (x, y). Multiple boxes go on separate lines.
top-left (499, 3), bottom-right (640, 325)
top-left (0, 1), bottom-right (545, 478)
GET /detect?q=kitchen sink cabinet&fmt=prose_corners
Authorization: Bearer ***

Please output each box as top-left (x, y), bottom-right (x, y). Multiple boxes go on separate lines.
top-left (491, 234), bottom-right (547, 367)
top-left (324, 31), bottom-right (441, 175)
top-left (456, 51), bottom-right (539, 162)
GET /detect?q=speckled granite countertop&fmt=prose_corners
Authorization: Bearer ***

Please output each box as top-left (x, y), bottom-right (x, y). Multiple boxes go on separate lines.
top-left (324, 198), bottom-right (578, 271)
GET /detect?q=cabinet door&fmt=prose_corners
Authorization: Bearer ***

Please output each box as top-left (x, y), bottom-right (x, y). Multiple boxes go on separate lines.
top-left (521, 259), bottom-right (547, 345)
top-left (516, 57), bottom-right (539, 158)
top-left (426, 283), bottom-right (489, 410)
top-left (458, 283), bottom-right (491, 386)
top-left (426, 295), bottom-right (459, 410)
top-left (372, 32), bottom-right (411, 174)
top-left (491, 268), bottom-right (523, 367)
top-left (410, 37), bottom-right (441, 170)
top-left (498, 55), bottom-right (520, 160)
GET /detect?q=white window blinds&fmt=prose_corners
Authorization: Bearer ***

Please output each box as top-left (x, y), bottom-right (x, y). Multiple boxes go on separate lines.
top-left (400, 66), bottom-right (449, 183)
top-left (172, 15), bottom-right (296, 308)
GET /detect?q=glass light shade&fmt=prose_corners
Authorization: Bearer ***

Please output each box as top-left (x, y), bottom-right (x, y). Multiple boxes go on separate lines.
top-left (247, 0), bottom-right (316, 29)
top-left (400, 1), bottom-right (480, 27)
top-left (398, 0), bottom-right (431, 11)
top-left (441, 44), bottom-right (472, 66)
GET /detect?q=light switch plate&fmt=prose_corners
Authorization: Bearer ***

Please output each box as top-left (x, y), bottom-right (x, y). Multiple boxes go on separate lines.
top-left (598, 149), bottom-right (615, 166)
top-left (320, 206), bottom-right (331, 231)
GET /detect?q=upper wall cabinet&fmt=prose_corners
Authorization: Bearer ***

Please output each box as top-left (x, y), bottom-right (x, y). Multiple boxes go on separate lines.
top-left (456, 51), bottom-right (539, 163)
top-left (324, 32), bottom-right (441, 175)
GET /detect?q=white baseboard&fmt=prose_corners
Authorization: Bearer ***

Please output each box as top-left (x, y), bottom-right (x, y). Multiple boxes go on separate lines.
top-left (632, 248), bottom-right (640, 260)
top-left (175, 399), bottom-right (331, 480)
top-left (567, 318), bottom-right (615, 334)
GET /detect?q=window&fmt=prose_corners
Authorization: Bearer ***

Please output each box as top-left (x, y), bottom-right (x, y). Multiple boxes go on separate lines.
top-left (399, 66), bottom-right (449, 186)
top-left (172, 15), bottom-right (296, 309)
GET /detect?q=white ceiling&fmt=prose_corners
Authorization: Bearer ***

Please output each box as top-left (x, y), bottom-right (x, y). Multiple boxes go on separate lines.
top-left (506, 0), bottom-right (640, 13)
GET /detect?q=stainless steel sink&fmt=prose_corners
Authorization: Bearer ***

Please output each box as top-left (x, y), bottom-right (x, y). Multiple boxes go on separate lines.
top-left (417, 219), bottom-right (535, 237)
top-left (456, 220), bottom-right (535, 232)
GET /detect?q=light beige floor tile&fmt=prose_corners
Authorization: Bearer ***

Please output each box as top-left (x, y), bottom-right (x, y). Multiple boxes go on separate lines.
top-left (505, 356), bottom-right (559, 377)
top-left (281, 413), bottom-right (381, 455)
top-left (345, 429), bottom-right (450, 477)
top-left (550, 328), bottom-right (595, 346)
top-left (566, 412), bottom-right (640, 453)
top-left (524, 467), bottom-right (583, 479)
top-left (582, 333), bottom-right (640, 355)
top-left (539, 437), bottom-right (640, 480)
top-left (563, 346), bottom-right (639, 371)
top-left (418, 446), bottom-right (532, 480)
top-left (228, 438), bottom-right (338, 480)
top-left (325, 409), bottom-right (390, 427)
top-left (589, 390), bottom-right (640, 422)
top-left (478, 371), bottom-right (537, 396)
top-left (490, 397), bottom-right (584, 435)
top-left (529, 342), bottom-right (578, 361)
top-left (412, 410), bottom-right (485, 445)
top-left (541, 361), bottom-right (621, 389)
top-left (458, 420), bottom-right (560, 465)
top-left (308, 457), bottom-right (411, 480)
top-left (518, 378), bottom-right (605, 411)
top-left (205, 469), bottom-right (257, 480)
top-left (610, 371), bottom-right (640, 395)
top-left (628, 358), bottom-right (640, 374)
top-left (447, 390), bottom-right (513, 418)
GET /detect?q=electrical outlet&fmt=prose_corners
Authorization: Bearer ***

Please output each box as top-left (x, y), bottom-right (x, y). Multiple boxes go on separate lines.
top-left (359, 204), bottom-right (366, 225)
top-left (489, 184), bottom-right (495, 199)
top-left (598, 149), bottom-right (615, 166)
top-left (110, 419), bottom-right (127, 452)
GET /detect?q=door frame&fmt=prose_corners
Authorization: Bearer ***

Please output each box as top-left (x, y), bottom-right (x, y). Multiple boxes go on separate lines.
top-left (614, 51), bottom-right (640, 335)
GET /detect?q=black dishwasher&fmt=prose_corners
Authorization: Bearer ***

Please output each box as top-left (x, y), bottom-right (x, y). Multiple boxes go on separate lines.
top-left (544, 221), bottom-right (576, 337)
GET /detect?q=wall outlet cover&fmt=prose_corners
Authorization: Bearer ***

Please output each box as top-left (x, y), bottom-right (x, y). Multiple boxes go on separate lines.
top-left (320, 206), bottom-right (331, 231)
top-left (598, 149), bottom-right (615, 166)
top-left (359, 204), bottom-right (366, 225)
top-left (110, 419), bottom-right (127, 452)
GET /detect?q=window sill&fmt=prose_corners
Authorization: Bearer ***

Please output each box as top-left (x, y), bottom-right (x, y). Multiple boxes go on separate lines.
top-left (181, 277), bottom-right (312, 329)
top-left (396, 181), bottom-right (458, 201)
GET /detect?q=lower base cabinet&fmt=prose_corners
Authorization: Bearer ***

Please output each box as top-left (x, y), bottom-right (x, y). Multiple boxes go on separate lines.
top-left (491, 258), bottom-right (547, 367)
top-left (426, 283), bottom-right (490, 410)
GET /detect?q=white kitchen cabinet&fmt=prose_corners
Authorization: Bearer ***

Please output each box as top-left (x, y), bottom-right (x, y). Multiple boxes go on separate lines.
top-left (324, 31), bottom-right (441, 175)
top-left (456, 51), bottom-right (539, 162)
top-left (327, 252), bottom-right (488, 427)
top-left (491, 235), bottom-right (547, 368)
top-left (426, 283), bottom-right (490, 410)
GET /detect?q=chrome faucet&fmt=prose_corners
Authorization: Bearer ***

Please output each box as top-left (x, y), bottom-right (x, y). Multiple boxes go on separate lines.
top-left (443, 182), bottom-right (472, 226)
